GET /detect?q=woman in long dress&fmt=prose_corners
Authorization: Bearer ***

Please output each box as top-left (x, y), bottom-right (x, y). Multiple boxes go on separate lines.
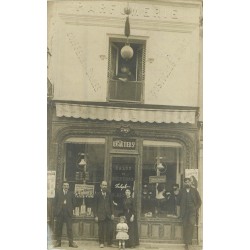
top-left (122, 188), bottom-right (139, 248)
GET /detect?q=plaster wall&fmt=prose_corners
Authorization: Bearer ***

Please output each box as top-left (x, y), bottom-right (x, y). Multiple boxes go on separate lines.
top-left (48, 0), bottom-right (202, 106)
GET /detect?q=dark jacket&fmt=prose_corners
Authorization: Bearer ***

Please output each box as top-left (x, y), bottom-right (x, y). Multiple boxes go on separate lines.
top-left (93, 191), bottom-right (114, 220)
top-left (179, 187), bottom-right (201, 218)
top-left (53, 190), bottom-right (76, 217)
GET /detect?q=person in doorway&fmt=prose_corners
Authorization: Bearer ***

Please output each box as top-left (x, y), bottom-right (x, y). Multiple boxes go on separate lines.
top-left (122, 188), bottom-right (139, 248)
top-left (179, 178), bottom-right (201, 250)
top-left (93, 180), bottom-right (115, 248)
top-left (53, 181), bottom-right (78, 248)
top-left (115, 64), bottom-right (134, 82)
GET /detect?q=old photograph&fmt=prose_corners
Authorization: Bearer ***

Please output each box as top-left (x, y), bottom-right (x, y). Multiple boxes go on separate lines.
top-left (47, 1), bottom-right (203, 249)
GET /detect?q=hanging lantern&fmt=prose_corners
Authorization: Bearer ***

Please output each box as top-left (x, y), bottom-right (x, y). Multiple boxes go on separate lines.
top-left (121, 6), bottom-right (134, 60)
top-left (121, 45), bottom-right (134, 60)
top-left (77, 153), bottom-right (87, 171)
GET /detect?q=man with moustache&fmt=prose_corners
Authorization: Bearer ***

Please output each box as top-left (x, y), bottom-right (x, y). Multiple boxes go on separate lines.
top-left (179, 178), bottom-right (201, 250)
top-left (53, 182), bottom-right (78, 248)
top-left (93, 180), bottom-right (115, 248)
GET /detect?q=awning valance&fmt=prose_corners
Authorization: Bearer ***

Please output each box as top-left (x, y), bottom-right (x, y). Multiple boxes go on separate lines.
top-left (55, 103), bottom-right (196, 124)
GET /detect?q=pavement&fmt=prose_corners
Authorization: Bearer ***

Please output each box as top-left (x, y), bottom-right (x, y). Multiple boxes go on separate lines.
top-left (47, 241), bottom-right (202, 250)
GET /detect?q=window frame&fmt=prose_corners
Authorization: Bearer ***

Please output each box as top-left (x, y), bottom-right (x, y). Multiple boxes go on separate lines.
top-left (107, 37), bottom-right (146, 103)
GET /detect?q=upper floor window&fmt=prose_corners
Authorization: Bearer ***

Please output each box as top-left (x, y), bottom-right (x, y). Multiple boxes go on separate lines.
top-left (107, 38), bottom-right (146, 103)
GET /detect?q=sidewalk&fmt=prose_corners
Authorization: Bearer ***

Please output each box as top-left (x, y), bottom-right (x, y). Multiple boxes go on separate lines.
top-left (48, 241), bottom-right (202, 250)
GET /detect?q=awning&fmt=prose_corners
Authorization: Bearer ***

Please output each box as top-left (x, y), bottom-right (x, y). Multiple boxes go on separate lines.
top-left (55, 103), bottom-right (196, 124)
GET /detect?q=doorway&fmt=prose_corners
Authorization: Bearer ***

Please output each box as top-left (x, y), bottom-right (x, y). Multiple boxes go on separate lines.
top-left (110, 156), bottom-right (137, 217)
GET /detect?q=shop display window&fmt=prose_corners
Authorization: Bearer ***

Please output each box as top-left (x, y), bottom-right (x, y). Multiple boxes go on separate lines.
top-left (141, 141), bottom-right (182, 218)
top-left (65, 139), bottom-right (105, 217)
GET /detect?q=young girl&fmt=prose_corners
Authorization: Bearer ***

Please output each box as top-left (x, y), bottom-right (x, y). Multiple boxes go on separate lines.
top-left (116, 216), bottom-right (129, 250)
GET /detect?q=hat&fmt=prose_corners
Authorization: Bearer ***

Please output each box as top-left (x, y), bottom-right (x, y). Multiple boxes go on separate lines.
top-left (184, 177), bottom-right (191, 182)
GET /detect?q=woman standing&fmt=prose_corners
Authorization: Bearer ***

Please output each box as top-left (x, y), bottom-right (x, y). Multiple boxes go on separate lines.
top-left (122, 188), bottom-right (139, 248)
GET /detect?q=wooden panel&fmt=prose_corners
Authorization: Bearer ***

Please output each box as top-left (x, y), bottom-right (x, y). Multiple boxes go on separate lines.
top-left (163, 225), bottom-right (171, 239)
top-left (72, 221), bottom-right (80, 236)
top-left (193, 225), bottom-right (198, 239)
top-left (93, 223), bottom-right (99, 237)
top-left (174, 225), bottom-right (183, 240)
top-left (140, 223), bottom-right (149, 238)
top-left (151, 224), bottom-right (160, 238)
top-left (82, 222), bottom-right (92, 236)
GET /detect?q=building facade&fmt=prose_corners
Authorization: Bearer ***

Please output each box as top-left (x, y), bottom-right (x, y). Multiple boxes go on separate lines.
top-left (47, 0), bottom-right (203, 244)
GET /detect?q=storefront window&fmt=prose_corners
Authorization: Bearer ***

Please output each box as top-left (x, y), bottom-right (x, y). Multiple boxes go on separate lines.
top-left (65, 138), bottom-right (105, 217)
top-left (141, 140), bottom-right (182, 218)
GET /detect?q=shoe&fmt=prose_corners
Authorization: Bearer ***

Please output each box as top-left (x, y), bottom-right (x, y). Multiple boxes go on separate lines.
top-left (69, 242), bottom-right (78, 248)
top-left (100, 244), bottom-right (104, 248)
top-left (53, 242), bottom-right (61, 247)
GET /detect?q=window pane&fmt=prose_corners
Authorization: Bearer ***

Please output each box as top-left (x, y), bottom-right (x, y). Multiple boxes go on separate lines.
top-left (141, 145), bottom-right (181, 218)
top-left (109, 80), bottom-right (142, 102)
top-left (108, 40), bottom-right (145, 102)
top-left (111, 157), bottom-right (136, 217)
top-left (65, 142), bottom-right (105, 216)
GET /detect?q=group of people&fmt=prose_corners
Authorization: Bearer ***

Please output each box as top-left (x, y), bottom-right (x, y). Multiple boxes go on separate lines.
top-left (93, 181), bottom-right (139, 249)
top-left (53, 178), bottom-right (201, 250)
top-left (53, 180), bottom-right (139, 249)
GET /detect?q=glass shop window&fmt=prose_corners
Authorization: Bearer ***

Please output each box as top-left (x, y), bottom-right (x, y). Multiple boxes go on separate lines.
top-left (111, 156), bottom-right (136, 217)
top-left (107, 38), bottom-right (146, 103)
top-left (141, 141), bottom-right (182, 218)
top-left (65, 138), bottom-right (105, 217)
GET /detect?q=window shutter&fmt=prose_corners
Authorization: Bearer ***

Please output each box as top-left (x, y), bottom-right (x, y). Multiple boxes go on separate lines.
top-left (108, 43), bottom-right (119, 79)
top-left (136, 44), bottom-right (146, 81)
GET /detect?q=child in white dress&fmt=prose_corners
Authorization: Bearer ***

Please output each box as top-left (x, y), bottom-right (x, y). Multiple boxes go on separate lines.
top-left (116, 216), bottom-right (129, 250)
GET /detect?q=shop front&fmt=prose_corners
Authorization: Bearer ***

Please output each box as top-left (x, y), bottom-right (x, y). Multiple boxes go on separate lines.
top-left (48, 101), bottom-right (199, 244)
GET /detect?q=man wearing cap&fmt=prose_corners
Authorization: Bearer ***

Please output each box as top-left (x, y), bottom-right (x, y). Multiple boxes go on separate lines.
top-left (179, 178), bottom-right (201, 250)
top-left (53, 182), bottom-right (78, 248)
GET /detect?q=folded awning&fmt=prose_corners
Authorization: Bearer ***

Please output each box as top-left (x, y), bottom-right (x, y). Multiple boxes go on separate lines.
top-left (55, 103), bottom-right (196, 124)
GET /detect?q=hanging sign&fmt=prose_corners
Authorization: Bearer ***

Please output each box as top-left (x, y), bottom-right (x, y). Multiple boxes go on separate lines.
top-left (47, 171), bottom-right (56, 198)
top-left (112, 138), bottom-right (136, 150)
top-left (74, 184), bottom-right (95, 198)
top-left (149, 175), bottom-right (166, 183)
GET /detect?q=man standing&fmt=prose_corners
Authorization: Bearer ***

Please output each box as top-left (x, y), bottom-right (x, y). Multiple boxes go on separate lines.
top-left (93, 181), bottom-right (115, 248)
top-left (179, 178), bottom-right (201, 250)
top-left (53, 182), bottom-right (78, 248)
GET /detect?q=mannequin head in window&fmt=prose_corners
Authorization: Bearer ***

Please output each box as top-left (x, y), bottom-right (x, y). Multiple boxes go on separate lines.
top-left (156, 183), bottom-right (166, 199)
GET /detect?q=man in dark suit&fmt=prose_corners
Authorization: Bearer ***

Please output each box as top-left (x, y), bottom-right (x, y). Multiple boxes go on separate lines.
top-left (179, 178), bottom-right (201, 250)
top-left (53, 182), bottom-right (78, 248)
top-left (93, 180), bottom-right (114, 248)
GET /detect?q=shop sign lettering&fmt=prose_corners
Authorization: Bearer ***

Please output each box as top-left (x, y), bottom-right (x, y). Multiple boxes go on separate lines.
top-left (112, 138), bottom-right (136, 150)
top-left (114, 183), bottom-right (130, 190)
top-left (149, 176), bottom-right (166, 183)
